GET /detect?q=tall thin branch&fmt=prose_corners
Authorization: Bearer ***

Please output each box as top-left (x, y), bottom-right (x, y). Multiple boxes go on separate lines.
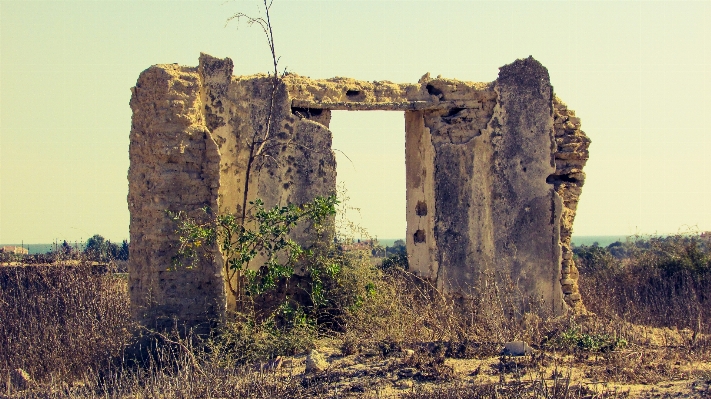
top-left (227, 0), bottom-right (282, 306)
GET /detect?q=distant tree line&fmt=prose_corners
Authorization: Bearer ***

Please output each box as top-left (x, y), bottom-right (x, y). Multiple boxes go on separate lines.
top-left (1, 235), bottom-right (129, 263)
top-left (575, 233), bottom-right (711, 335)
top-left (573, 234), bottom-right (710, 274)
top-left (83, 235), bottom-right (129, 262)
top-left (52, 235), bottom-right (129, 262)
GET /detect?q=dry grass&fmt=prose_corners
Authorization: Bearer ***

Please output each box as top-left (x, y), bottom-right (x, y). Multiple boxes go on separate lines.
top-left (0, 263), bottom-right (133, 388)
top-left (578, 235), bottom-right (710, 335)
top-left (1, 235), bottom-right (710, 397)
top-left (581, 265), bottom-right (710, 335)
top-left (399, 379), bottom-right (627, 399)
top-left (338, 254), bottom-right (566, 358)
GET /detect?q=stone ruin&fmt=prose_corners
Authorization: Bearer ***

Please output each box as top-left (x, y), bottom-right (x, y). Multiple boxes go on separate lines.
top-left (128, 53), bottom-right (590, 331)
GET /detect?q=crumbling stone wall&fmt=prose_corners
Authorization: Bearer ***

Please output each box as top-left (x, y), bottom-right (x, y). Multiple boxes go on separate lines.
top-left (128, 54), bottom-right (337, 331)
top-left (551, 98), bottom-right (591, 311)
top-left (128, 64), bottom-right (223, 332)
top-left (128, 54), bottom-right (590, 330)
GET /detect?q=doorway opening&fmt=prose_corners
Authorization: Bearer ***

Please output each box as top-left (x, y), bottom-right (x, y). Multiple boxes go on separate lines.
top-left (329, 111), bottom-right (406, 252)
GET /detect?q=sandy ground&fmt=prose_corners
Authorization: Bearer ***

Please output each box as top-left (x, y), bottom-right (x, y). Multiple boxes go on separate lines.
top-left (265, 338), bottom-right (711, 398)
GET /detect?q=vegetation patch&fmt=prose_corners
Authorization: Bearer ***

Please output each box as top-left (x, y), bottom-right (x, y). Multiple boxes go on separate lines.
top-left (546, 326), bottom-right (627, 353)
top-left (2, 232), bottom-right (711, 397)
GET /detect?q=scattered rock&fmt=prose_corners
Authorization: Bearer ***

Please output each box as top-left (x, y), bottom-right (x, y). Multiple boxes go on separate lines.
top-left (361, 348), bottom-right (380, 358)
top-left (402, 349), bottom-right (415, 358)
top-left (502, 341), bottom-right (534, 356)
top-left (305, 349), bottom-right (328, 373)
top-left (398, 367), bottom-right (417, 378)
top-left (396, 379), bottom-right (414, 389)
top-left (350, 384), bottom-right (366, 393)
top-left (9, 368), bottom-right (34, 391)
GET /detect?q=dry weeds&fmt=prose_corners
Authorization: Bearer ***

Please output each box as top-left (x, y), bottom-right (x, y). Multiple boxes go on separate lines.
top-left (1, 235), bottom-right (710, 398)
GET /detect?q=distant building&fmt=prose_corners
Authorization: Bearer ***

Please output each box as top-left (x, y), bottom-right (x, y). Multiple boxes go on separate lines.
top-left (1, 245), bottom-right (29, 255)
top-left (700, 232), bottom-right (711, 243)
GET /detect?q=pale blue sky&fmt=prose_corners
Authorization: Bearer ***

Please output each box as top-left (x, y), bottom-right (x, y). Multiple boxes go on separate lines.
top-left (1, 0), bottom-right (710, 243)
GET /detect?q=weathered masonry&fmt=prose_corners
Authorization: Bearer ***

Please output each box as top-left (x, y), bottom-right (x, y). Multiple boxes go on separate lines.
top-left (128, 53), bottom-right (590, 331)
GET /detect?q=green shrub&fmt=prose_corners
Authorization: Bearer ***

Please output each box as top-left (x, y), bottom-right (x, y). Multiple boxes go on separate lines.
top-left (636, 235), bottom-right (710, 275)
top-left (380, 252), bottom-right (409, 271)
top-left (170, 195), bottom-right (338, 312)
top-left (208, 309), bottom-right (317, 367)
top-left (573, 244), bottom-right (616, 271)
top-left (548, 326), bottom-right (627, 353)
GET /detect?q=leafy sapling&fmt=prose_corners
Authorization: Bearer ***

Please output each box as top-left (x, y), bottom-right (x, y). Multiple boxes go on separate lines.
top-left (169, 195), bottom-right (338, 308)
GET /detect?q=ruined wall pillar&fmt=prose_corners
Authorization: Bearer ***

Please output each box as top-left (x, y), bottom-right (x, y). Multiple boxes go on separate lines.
top-left (404, 111), bottom-right (440, 281)
top-left (405, 58), bottom-right (571, 315)
top-left (129, 55), bottom-right (337, 330)
top-left (128, 64), bottom-right (224, 333)
top-left (478, 57), bottom-right (563, 314)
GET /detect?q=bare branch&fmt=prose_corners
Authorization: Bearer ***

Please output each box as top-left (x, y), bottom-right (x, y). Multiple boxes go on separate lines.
top-left (333, 148), bottom-right (357, 171)
top-left (224, 0), bottom-right (285, 308)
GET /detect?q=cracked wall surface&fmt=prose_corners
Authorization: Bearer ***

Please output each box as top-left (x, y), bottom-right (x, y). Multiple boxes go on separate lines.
top-left (129, 54), bottom-right (590, 329)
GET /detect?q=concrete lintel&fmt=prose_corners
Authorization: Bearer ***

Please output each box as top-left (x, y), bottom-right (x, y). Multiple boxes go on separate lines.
top-left (291, 99), bottom-right (481, 111)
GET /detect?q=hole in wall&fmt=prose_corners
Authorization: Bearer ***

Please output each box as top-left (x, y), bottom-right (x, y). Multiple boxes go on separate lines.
top-left (292, 107), bottom-right (323, 118)
top-left (330, 111), bottom-right (405, 244)
top-left (426, 84), bottom-right (443, 98)
top-left (546, 174), bottom-right (579, 185)
top-left (416, 201), bottom-right (428, 216)
top-left (345, 90), bottom-right (366, 102)
top-left (413, 229), bottom-right (426, 243)
top-left (445, 108), bottom-right (465, 117)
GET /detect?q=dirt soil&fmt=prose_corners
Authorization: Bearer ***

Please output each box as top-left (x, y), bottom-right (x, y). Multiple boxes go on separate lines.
top-left (262, 336), bottom-right (711, 398)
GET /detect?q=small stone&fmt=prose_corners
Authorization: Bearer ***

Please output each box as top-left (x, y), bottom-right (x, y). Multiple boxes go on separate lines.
top-left (568, 267), bottom-right (580, 279)
top-left (305, 349), bottom-right (328, 373)
top-left (350, 385), bottom-right (366, 393)
top-left (502, 341), bottom-right (534, 356)
top-left (396, 379), bottom-right (413, 389)
top-left (398, 367), bottom-right (417, 378)
top-left (402, 349), bottom-right (415, 358)
top-left (566, 293), bottom-right (582, 301)
top-left (10, 368), bottom-right (34, 391)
